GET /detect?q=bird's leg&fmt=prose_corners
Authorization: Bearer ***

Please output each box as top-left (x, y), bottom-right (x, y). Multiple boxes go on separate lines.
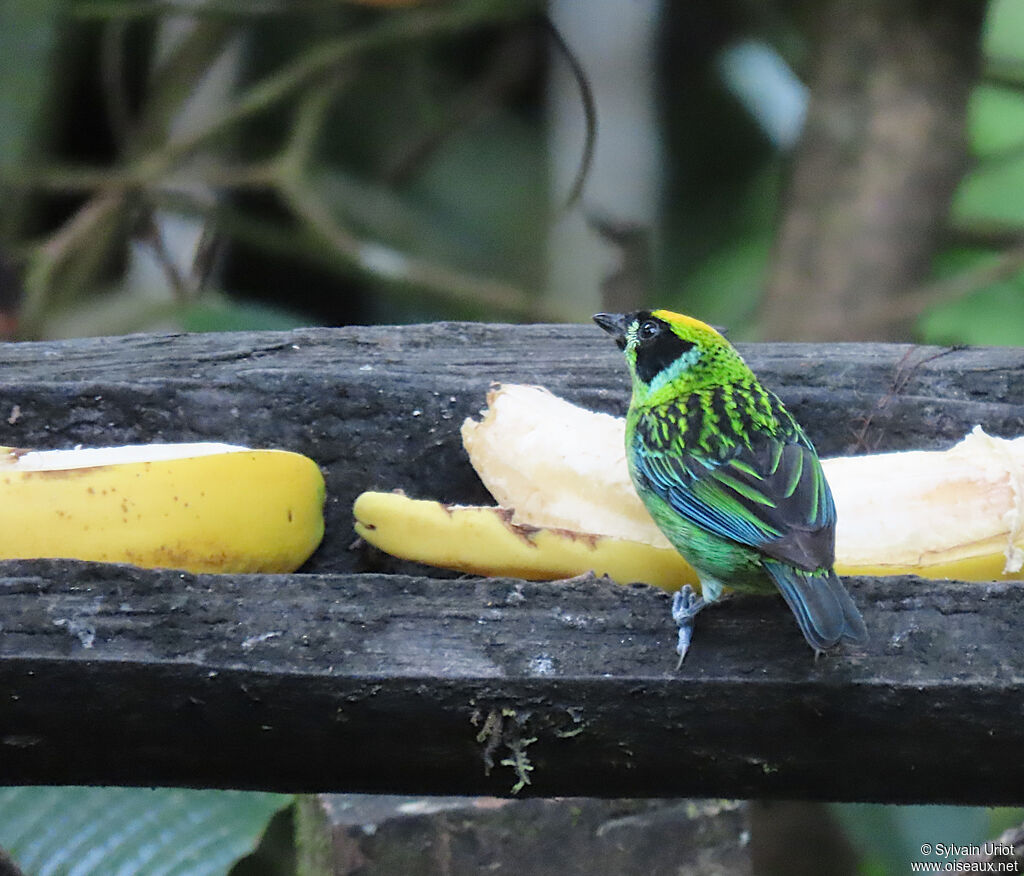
top-left (671, 584), bottom-right (707, 668)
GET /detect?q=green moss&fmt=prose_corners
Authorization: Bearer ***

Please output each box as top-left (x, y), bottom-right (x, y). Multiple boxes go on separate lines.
top-left (472, 706), bottom-right (538, 794)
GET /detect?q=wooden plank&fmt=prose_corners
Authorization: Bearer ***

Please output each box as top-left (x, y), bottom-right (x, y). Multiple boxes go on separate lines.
top-left (0, 559), bottom-right (1020, 804)
top-left (0, 325), bottom-right (1020, 576)
top-left (0, 326), bottom-right (1020, 802)
top-left (294, 795), bottom-right (751, 875)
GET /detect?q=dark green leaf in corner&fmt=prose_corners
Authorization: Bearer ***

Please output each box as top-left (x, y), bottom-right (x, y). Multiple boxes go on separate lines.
top-left (0, 787), bottom-right (292, 876)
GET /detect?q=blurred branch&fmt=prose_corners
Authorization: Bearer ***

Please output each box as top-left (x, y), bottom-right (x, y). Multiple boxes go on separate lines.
top-left (275, 83), bottom-right (551, 318)
top-left (383, 23), bottom-right (538, 184)
top-left (4, 0), bottom-right (533, 190)
top-left (20, 195), bottom-right (126, 337)
top-left (9, 162), bottom-right (277, 193)
top-left (72, 0), bottom-right (392, 20)
top-left (8, 0), bottom-right (542, 336)
top-left (889, 238), bottom-right (1024, 323)
top-left (147, 189), bottom-right (332, 268)
top-left (155, 163), bottom-right (550, 321)
top-left (135, 18), bottom-right (238, 153)
top-left (948, 221), bottom-right (1024, 249)
top-left (148, 0), bottom-right (532, 174)
top-left (983, 56), bottom-right (1024, 90)
top-left (136, 212), bottom-right (191, 300)
top-left (99, 20), bottom-right (133, 149)
top-left (542, 14), bottom-right (596, 212)
top-left (285, 179), bottom-right (552, 317)
top-left (276, 75), bottom-right (342, 179)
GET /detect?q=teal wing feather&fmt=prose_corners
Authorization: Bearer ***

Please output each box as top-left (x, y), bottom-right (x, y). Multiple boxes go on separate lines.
top-left (631, 431), bottom-right (836, 572)
top-left (632, 427), bottom-right (868, 649)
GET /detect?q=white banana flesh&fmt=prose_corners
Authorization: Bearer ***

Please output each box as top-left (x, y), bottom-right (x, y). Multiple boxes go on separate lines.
top-left (355, 384), bottom-right (1024, 587)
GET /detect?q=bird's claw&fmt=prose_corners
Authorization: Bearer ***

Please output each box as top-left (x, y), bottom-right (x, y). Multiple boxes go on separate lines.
top-left (675, 625), bottom-right (693, 669)
top-left (671, 585), bottom-right (705, 668)
top-left (671, 585), bottom-right (703, 623)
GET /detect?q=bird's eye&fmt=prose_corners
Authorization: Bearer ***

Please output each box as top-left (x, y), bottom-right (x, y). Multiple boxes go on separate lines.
top-left (638, 319), bottom-right (661, 341)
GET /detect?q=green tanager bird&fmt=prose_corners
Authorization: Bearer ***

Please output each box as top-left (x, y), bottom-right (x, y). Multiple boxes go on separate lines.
top-left (593, 309), bottom-right (867, 664)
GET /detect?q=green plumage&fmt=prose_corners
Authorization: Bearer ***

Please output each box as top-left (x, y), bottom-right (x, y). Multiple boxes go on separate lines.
top-left (593, 309), bottom-right (867, 661)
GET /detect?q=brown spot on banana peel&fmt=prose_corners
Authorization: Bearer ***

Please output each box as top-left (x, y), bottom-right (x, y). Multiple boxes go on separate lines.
top-left (352, 489), bottom-right (1024, 589)
top-left (434, 503), bottom-right (544, 546)
top-left (550, 527), bottom-right (602, 549)
top-left (0, 448), bottom-right (325, 573)
top-left (494, 507), bottom-right (542, 546)
top-left (478, 505), bottom-right (603, 550)
top-left (351, 491), bottom-right (697, 590)
top-left (463, 386), bottom-right (1024, 582)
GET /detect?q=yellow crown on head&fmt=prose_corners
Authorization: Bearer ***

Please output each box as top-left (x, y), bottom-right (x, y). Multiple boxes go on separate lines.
top-left (650, 309), bottom-right (721, 338)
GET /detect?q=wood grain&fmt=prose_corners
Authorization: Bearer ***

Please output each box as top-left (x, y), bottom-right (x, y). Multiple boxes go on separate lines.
top-left (0, 326), bottom-right (1020, 802)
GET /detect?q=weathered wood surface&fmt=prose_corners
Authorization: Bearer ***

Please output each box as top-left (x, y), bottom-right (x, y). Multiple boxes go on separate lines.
top-left (0, 325), bottom-right (1020, 574)
top-left (0, 325), bottom-right (1021, 803)
top-left (294, 795), bottom-right (750, 875)
top-left (1, 560), bottom-right (1021, 803)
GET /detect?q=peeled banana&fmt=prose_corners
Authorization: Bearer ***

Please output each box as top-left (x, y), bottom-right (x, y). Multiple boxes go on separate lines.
top-left (354, 383), bottom-right (1024, 587)
top-left (0, 443), bottom-right (325, 573)
top-left (353, 491), bottom-right (697, 589)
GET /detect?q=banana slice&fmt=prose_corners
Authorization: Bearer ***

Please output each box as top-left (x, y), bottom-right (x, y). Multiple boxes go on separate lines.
top-left (353, 491), bottom-right (696, 589)
top-left (0, 443), bottom-right (325, 573)
top-left (354, 384), bottom-right (1024, 586)
top-left (461, 385), bottom-right (664, 547)
top-left (353, 490), bottom-right (1024, 588)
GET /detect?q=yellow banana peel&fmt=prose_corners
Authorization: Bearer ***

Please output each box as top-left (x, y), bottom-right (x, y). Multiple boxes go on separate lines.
top-left (354, 383), bottom-right (1024, 588)
top-left (0, 443), bottom-right (325, 573)
top-left (353, 491), bottom-right (697, 589)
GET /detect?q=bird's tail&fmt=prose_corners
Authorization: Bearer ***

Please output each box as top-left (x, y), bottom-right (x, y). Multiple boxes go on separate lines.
top-left (763, 562), bottom-right (868, 652)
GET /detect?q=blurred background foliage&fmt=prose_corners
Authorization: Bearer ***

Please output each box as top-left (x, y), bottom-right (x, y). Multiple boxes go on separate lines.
top-left (3, 0), bottom-right (1024, 343)
top-left (2, 0), bottom-right (1024, 874)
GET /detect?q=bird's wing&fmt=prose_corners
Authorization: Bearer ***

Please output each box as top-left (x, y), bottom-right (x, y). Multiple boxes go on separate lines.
top-left (633, 434), bottom-right (836, 571)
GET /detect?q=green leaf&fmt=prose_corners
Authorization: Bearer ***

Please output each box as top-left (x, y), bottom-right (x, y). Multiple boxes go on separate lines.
top-left (833, 803), bottom-right (990, 874)
top-left (0, 787), bottom-right (291, 876)
top-left (918, 249), bottom-right (1024, 346)
top-left (676, 233), bottom-right (771, 335)
top-left (407, 113), bottom-right (547, 284)
top-left (968, 85), bottom-right (1024, 157)
top-left (920, 283), bottom-right (1024, 346)
top-left (989, 807), bottom-right (1024, 836)
top-left (180, 297), bottom-right (314, 332)
top-left (984, 0), bottom-right (1024, 62)
top-left (0, 0), bottom-right (62, 173)
top-left (952, 153), bottom-right (1024, 226)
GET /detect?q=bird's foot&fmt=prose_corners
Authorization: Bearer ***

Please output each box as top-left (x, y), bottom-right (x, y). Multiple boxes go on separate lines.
top-left (671, 585), bottom-right (706, 668)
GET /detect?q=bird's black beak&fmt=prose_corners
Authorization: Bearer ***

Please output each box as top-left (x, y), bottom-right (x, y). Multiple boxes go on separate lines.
top-left (593, 312), bottom-right (629, 351)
